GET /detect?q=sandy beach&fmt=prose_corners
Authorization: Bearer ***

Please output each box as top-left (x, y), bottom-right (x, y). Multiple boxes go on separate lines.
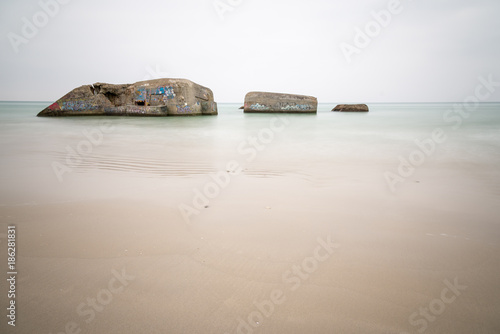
top-left (1, 150), bottom-right (500, 333)
top-left (0, 103), bottom-right (500, 333)
top-left (1, 0), bottom-right (500, 331)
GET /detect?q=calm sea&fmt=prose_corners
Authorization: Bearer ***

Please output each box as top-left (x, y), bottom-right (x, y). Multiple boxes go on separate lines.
top-left (1, 101), bottom-right (499, 206)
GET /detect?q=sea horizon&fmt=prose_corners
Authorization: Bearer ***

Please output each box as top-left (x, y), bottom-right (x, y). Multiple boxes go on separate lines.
top-left (2, 0), bottom-right (500, 332)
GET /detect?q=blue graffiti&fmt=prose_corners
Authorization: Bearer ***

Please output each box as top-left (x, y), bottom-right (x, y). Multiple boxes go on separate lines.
top-left (177, 105), bottom-right (192, 113)
top-left (250, 103), bottom-right (270, 111)
top-left (135, 85), bottom-right (175, 104)
top-left (151, 86), bottom-right (175, 98)
top-left (280, 104), bottom-right (312, 111)
top-left (61, 100), bottom-right (99, 111)
top-left (135, 87), bottom-right (148, 102)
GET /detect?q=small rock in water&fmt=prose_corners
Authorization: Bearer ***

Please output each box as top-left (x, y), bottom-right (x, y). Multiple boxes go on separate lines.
top-left (332, 104), bottom-right (369, 112)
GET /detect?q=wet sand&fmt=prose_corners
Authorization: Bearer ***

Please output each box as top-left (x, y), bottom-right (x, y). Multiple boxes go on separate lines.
top-left (1, 103), bottom-right (500, 333)
top-left (1, 168), bottom-right (499, 334)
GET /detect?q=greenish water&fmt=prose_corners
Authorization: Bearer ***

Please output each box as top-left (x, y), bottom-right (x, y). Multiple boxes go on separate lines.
top-left (1, 101), bottom-right (499, 334)
top-left (1, 101), bottom-right (499, 205)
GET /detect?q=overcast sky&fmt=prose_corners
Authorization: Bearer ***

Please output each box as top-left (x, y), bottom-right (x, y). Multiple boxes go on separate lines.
top-left (1, 0), bottom-right (499, 102)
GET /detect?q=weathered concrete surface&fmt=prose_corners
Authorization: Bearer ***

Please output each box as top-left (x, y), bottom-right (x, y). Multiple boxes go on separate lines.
top-left (37, 78), bottom-right (218, 117)
top-left (244, 92), bottom-right (317, 113)
top-left (332, 104), bottom-right (369, 112)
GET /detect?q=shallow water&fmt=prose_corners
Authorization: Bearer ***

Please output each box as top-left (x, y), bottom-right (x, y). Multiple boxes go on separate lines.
top-left (1, 101), bottom-right (500, 204)
top-left (1, 102), bottom-right (500, 334)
